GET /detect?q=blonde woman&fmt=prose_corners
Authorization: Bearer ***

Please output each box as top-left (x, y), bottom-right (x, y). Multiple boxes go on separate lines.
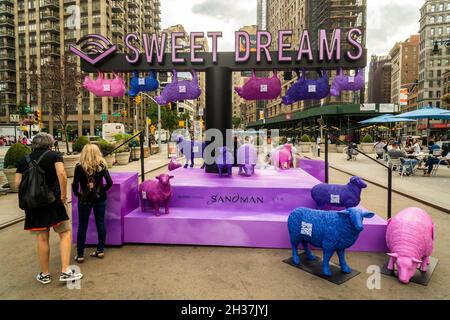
top-left (72, 144), bottom-right (112, 263)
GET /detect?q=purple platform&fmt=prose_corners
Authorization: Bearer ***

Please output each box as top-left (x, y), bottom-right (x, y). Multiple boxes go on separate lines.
top-left (72, 172), bottom-right (139, 246)
top-left (124, 167), bottom-right (388, 252)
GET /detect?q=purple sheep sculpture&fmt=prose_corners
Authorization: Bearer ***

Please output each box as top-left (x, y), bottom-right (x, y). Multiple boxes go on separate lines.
top-left (216, 146), bottom-right (234, 177)
top-left (282, 69), bottom-right (329, 105)
top-left (155, 70), bottom-right (201, 105)
top-left (176, 136), bottom-right (206, 169)
top-left (237, 144), bottom-right (258, 177)
top-left (168, 156), bottom-right (182, 171)
top-left (288, 207), bottom-right (375, 276)
top-left (330, 68), bottom-right (364, 97)
top-left (386, 207), bottom-right (435, 284)
top-left (311, 176), bottom-right (367, 209)
top-left (139, 173), bottom-right (174, 216)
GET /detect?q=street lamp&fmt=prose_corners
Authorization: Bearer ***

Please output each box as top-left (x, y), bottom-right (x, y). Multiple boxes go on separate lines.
top-left (139, 92), bottom-right (161, 150)
top-left (432, 39), bottom-right (450, 55)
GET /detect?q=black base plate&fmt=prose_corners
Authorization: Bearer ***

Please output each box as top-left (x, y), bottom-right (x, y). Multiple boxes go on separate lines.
top-left (283, 252), bottom-right (361, 285)
top-left (381, 257), bottom-right (438, 286)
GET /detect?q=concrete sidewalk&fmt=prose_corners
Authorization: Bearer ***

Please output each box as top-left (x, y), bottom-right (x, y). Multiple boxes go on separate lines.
top-left (305, 150), bottom-right (450, 212)
top-left (0, 149), bottom-right (174, 229)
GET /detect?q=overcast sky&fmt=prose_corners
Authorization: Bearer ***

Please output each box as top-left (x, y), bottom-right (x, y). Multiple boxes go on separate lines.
top-left (161, 0), bottom-right (423, 57)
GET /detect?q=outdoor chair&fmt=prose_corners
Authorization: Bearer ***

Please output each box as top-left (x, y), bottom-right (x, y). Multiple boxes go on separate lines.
top-left (432, 149), bottom-right (442, 157)
top-left (386, 155), bottom-right (410, 177)
top-left (431, 159), bottom-right (449, 176)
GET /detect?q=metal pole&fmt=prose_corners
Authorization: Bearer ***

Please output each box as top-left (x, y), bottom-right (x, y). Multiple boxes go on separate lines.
top-left (325, 129), bottom-right (329, 183)
top-left (158, 103), bottom-right (161, 150)
top-left (140, 131), bottom-right (145, 183)
top-left (388, 166), bottom-right (392, 219)
top-left (146, 116), bottom-right (150, 148)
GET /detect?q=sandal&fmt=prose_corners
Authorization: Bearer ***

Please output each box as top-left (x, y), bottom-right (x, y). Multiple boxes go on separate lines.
top-left (90, 251), bottom-right (105, 259)
top-left (74, 256), bottom-right (85, 263)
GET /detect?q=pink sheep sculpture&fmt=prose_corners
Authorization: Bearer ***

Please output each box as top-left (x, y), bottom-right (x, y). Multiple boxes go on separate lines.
top-left (139, 173), bottom-right (174, 216)
top-left (386, 207), bottom-right (435, 284)
top-left (168, 156), bottom-right (182, 171)
top-left (272, 144), bottom-right (293, 169)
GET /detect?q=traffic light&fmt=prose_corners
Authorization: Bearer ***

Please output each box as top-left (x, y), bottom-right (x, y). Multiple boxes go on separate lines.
top-left (34, 110), bottom-right (41, 122)
top-left (134, 95), bottom-right (142, 105)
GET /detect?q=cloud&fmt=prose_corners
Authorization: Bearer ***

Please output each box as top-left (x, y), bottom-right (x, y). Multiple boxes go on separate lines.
top-left (367, 0), bottom-right (422, 56)
top-left (192, 0), bottom-right (256, 25)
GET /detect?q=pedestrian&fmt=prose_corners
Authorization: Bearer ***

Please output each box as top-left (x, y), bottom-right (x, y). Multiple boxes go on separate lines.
top-left (15, 133), bottom-right (82, 284)
top-left (72, 144), bottom-right (112, 263)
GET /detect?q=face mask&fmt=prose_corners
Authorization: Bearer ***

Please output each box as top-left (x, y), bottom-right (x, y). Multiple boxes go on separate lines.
top-left (128, 71), bottom-right (159, 97)
top-left (155, 70), bottom-right (201, 105)
top-left (234, 70), bottom-right (282, 101)
top-left (282, 69), bottom-right (330, 105)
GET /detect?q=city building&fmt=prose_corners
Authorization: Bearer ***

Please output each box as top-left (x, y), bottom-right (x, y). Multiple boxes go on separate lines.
top-left (389, 35), bottom-right (420, 105)
top-left (0, 0), bottom-right (15, 123)
top-left (418, 0), bottom-right (450, 109)
top-left (0, 0), bottom-right (161, 138)
top-left (368, 55), bottom-right (392, 103)
top-left (257, 0), bottom-right (267, 31)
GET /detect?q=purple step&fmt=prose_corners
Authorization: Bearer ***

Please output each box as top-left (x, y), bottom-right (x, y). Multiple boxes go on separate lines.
top-left (124, 207), bottom-right (388, 252)
top-left (144, 167), bottom-right (322, 211)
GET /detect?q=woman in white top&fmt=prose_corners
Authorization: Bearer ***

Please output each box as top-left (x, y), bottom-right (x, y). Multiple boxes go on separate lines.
top-left (412, 139), bottom-right (421, 154)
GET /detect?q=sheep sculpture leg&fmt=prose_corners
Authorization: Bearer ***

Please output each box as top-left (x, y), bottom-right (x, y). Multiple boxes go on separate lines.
top-left (337, 249), bottom-right (352, 274)
top-left (164, 201), bottom-right (170, 215)
top-left (302, 242), bottom-right (316, 261)
top-left (291, 240), bottom-right (300, 265)
top-left (322, 249), bottom-right (334, 277)
top-left (153, 202), bottom-right (160, 216)
top-left (387, 256), bottom-right (395, 271)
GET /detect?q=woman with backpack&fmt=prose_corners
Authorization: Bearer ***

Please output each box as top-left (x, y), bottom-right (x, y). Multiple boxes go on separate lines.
top-left (72, 144), bottom-right (112, 263)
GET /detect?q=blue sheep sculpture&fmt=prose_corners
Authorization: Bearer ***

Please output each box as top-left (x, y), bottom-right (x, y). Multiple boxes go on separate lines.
top-left (288, 207), bottom-right (375, 276)
top-left (311, 176), bottom-right (367, 209)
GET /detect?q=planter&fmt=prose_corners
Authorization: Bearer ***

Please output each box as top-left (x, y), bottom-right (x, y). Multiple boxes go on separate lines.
top-left (328, 144), bottom-right (337, 153)
top-left (115, 151), bottom-right (130, 165)
top-left (143, 146), bottom-right (150, 158)
top-left (105, 154), bottom-right (115, 168)
top-left (299, 142), bottom-right (312, 153)
top-left (63, 154), bottom-right (80, 178)
top-left (360, 143), bottom-right (374, 154)
top-left (131, 147), bottom-right (141, 161)
top-left (336, 145), bottom-right (346, 153)
top-left (150, 145), bottom-right (160, 155)
top-left (3, 168), bottom-right (17, 192)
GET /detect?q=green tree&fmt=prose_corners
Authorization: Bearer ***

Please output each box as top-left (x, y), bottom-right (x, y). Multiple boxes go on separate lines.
top-left (146, 103), bottom-right (189, 133)
top-left (232, 117), bottom-right (242, 129)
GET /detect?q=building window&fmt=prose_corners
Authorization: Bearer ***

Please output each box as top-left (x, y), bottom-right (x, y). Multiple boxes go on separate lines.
top-left (429, 91), bottom-right (433, 98)
top-left (439, 27), bottom-right (443, 35)
top-left (430, 16), bottom-right (435, 23)
top-left (431, 4), bottom-right (436, 12)
top-left (439, 3), bottom-right (444, 11)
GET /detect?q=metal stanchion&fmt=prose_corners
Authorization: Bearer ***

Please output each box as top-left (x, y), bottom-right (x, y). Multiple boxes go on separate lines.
top-left (140, 131), bottom-right (145, 183)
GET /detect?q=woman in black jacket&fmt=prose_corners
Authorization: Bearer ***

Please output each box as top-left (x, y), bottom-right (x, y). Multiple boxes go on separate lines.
top-left (72, 144), bottom-right (112, 263)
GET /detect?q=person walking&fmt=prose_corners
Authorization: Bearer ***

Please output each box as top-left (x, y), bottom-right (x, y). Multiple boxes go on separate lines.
top-left (15, 133), bottom-right (82, 284)
top-left (72, 144), bottom-right (112, 263)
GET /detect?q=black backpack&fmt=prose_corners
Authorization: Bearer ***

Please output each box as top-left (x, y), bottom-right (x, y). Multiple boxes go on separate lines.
top-left (19, 150), bottom-right (56, 211)
top-left (80, 174), bottom-right (101, 203)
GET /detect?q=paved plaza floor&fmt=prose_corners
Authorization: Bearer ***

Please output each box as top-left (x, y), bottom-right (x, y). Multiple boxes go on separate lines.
top-left (0, 165), bottom-right (449, 300)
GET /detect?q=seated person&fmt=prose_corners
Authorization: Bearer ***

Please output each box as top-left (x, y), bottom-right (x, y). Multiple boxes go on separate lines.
top-left (373, 138), bottom-right (386, 160)
top-left (412, 138), bottom-right (421, 154)
top-left (346, 142), bottom-right (358, 161)
top-left (388, 143), bottom-right (417, 175)
top-left (423, 141), bottom-right (445, 176)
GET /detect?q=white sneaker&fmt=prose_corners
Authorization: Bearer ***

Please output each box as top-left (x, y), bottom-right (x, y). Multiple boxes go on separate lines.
top-left (59, 269), bottom-right (83, 282)
top-left (36, 272), bottom-right (52, 284)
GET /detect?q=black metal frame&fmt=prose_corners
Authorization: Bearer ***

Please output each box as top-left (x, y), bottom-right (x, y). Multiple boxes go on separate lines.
top-left (106, 130), bottom-right (145, 182)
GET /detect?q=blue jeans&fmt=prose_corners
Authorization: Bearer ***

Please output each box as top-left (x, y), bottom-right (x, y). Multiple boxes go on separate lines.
top-left (402, 159), bottom-right (418, 174)
top-left (77, 201), bottom-right (107, 257)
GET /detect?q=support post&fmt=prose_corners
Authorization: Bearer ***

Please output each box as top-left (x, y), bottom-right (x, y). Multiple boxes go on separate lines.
top-left (140, 131), bottom-right (145, 183)
top-left (387, 166), bottom-right (392, 219)
top-left (157, 103), bottom-right (161, 150)
top-left (325, 130), bottom-right (329, 183)
top-left (205, 66), bottom-right (232, 173)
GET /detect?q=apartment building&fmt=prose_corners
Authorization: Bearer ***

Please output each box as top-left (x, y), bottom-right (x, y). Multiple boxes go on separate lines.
top-left (418, 0), bottom-right (450, 109)
top-left (389, 35), bottom-right (420, 106)
top-left (368, 55), bottom-right (392, 103)
top-left (0, 0), bottom-right (15, 122)
top-left (0, 0), bottom-right (161, 138)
